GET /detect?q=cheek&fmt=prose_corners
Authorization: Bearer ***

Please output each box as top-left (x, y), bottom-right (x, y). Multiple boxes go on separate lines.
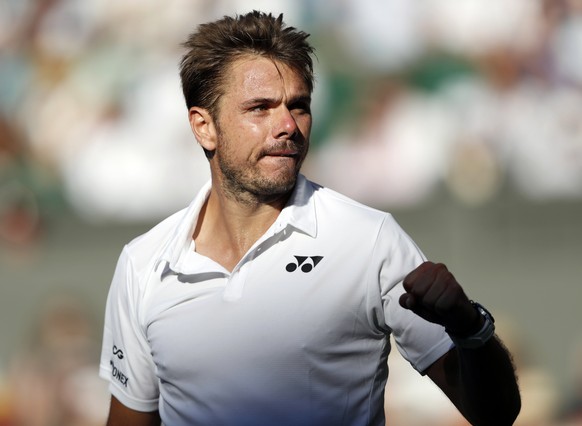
top-left (220, 123), bottom-right (263, 160)
top-left (227, 114), bottom-right (263, 138)
top-left (297, 115), bottom-right (312, 137)
top-left (236, 121), bottom-right (267, 153)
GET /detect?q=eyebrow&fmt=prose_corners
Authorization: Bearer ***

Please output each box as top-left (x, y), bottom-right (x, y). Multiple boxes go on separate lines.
top-left (240, 97), bottom-right (276, 108)
top-left (241, 94), bottom-right (311, 108)
top-left (288, 95), bottom-right (312, 106)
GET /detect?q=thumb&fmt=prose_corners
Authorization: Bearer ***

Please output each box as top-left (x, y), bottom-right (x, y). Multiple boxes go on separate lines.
top-left (399, 293), bottom-right (416, 310)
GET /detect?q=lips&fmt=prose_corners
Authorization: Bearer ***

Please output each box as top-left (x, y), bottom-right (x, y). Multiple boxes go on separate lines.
top-left (265, 149), bottom-right (298, 157)
top-left (261, 142), bottom-right (304, 159)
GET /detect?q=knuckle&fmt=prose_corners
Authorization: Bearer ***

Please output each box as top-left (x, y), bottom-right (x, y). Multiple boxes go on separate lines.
top-left (434, 262), bottom-right (448, 272)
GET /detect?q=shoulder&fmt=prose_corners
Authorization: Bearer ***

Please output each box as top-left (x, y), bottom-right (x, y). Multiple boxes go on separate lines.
top-left (122, 207), bottom-right (188, 271)
top-left (309, 180), bottom-right (393, 227)
top-left (306, 179), bottom-right (420, 255)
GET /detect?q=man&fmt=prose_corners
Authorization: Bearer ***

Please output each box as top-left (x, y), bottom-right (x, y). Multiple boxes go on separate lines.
top-left (100, 11), bottom-right (520, 426)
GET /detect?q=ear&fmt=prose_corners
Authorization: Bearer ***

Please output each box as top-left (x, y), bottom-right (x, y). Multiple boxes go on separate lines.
top-left (188, 107), bottom-right (217, 153)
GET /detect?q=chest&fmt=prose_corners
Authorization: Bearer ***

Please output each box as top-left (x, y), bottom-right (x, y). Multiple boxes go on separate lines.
top-left (145, 237), bottom-right (383, 382)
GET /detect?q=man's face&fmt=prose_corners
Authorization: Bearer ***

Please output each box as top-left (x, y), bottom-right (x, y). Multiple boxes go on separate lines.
top-left (212, 55), bottom-right (312, 203)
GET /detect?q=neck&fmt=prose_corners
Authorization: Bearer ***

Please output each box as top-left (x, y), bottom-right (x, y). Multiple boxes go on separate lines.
top-left (192, 182), bottom-right (293, 271)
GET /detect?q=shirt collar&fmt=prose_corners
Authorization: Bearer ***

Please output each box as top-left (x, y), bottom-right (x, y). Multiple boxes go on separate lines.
top-left (276, 174), bottom-right (317, 238)
top-left (155, 179), bottom-right (211, 272)
top-left (155, 174), bottom-right (317, 273)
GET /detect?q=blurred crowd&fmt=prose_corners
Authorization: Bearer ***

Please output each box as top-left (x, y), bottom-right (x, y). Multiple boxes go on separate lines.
top-left (2, 0), bottom-right (582, 228)
top-left (1, 0), bottom-right (582, 425)
top-left (306, 0), bottom-right (582, 209)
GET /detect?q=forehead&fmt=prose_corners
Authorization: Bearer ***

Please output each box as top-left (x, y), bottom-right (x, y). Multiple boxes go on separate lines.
top-left (223, 55), bottom-right (309, 100)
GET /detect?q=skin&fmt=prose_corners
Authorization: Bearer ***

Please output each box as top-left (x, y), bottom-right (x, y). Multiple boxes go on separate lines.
top-left (402, 262), bottom-right (521, 426)
top-left (189, 55), bottom-right (312, 272)
top-left (212, 58), bottom-right (311, 206)
top-left (106, 397), bottom-right (160, 426)
top-left (106, 55), bottom-right (520, 426)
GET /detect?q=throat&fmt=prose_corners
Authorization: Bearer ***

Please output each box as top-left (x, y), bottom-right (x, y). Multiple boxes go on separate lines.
top-left (192, 197), bottom-right (281, 272)
top-left (194, 240), bottom-right (246, 272)
top-left (224, 182), bottom-right (292, 208)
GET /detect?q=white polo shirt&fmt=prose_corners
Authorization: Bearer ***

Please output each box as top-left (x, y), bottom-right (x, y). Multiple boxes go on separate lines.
top-left (99, 174), bottom-right (452, 426)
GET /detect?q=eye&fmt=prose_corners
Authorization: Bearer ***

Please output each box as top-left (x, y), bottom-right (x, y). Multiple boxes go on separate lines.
top-left (250, 104), bottom-right (268, 113)
top-left (289, 101), bottom-right (311, 115)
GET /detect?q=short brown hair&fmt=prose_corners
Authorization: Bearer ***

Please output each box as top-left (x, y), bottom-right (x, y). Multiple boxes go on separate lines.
top-left (179, 11), bottom-right (315, 119)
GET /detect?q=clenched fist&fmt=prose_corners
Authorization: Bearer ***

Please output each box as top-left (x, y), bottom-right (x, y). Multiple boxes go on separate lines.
top-left (399, 261), bottom-right (482, 337)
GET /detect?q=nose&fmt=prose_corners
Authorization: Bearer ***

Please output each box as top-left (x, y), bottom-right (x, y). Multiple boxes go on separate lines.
top-left (273, 106), bottom-right (299, 139)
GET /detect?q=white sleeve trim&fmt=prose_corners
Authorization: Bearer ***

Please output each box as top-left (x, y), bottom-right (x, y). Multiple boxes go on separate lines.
top-left (101, 368), bottom-right (159, 412)
top-left (408, 336), bottom-right (454, 374)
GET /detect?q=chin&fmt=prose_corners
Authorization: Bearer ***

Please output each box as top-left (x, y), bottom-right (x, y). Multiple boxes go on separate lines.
top-left (254, 171), bottom-right (299, 197)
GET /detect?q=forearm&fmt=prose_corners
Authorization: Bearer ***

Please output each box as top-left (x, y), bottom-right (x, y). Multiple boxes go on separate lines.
top-left (400, 263), bottom-right (521, 424)
top-left (448, 336), bottom-right (521, 426)
top-left (106, 397), bottom-right (161, 426)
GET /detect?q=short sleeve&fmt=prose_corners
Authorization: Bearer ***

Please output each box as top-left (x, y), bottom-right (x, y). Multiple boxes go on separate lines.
top-left (99, 246), bottom-right (159, 412)
top-left (375, 215), bottom-right (453, 373)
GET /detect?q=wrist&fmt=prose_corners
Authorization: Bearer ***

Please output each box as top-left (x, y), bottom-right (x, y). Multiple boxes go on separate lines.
top-left (446, 306), bottom-right (483, 338)
top-left (447, 301), bottom-right (495, 349)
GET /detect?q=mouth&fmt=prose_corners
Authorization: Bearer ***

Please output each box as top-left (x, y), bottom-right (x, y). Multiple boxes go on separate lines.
top-left (258, 150), bottom-right (301, 172)
top-left (261, 141), bottom-right (304, 159)
top-left (264, 149), bottom-right (299, 158)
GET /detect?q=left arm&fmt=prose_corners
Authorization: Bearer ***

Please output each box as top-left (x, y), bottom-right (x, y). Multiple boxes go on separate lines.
top-left (400, 261), bottom-right (521, 426)
top-left (425, 336), bottom-right (520, 426)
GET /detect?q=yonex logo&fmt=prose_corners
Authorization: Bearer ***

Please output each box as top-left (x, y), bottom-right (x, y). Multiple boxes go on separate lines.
top-left (286, 255), bottom-right (323, 273)
top-left (113, 345), bottom-right (124, 359)
top-left (110, 360), bottom-right (129, 387)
